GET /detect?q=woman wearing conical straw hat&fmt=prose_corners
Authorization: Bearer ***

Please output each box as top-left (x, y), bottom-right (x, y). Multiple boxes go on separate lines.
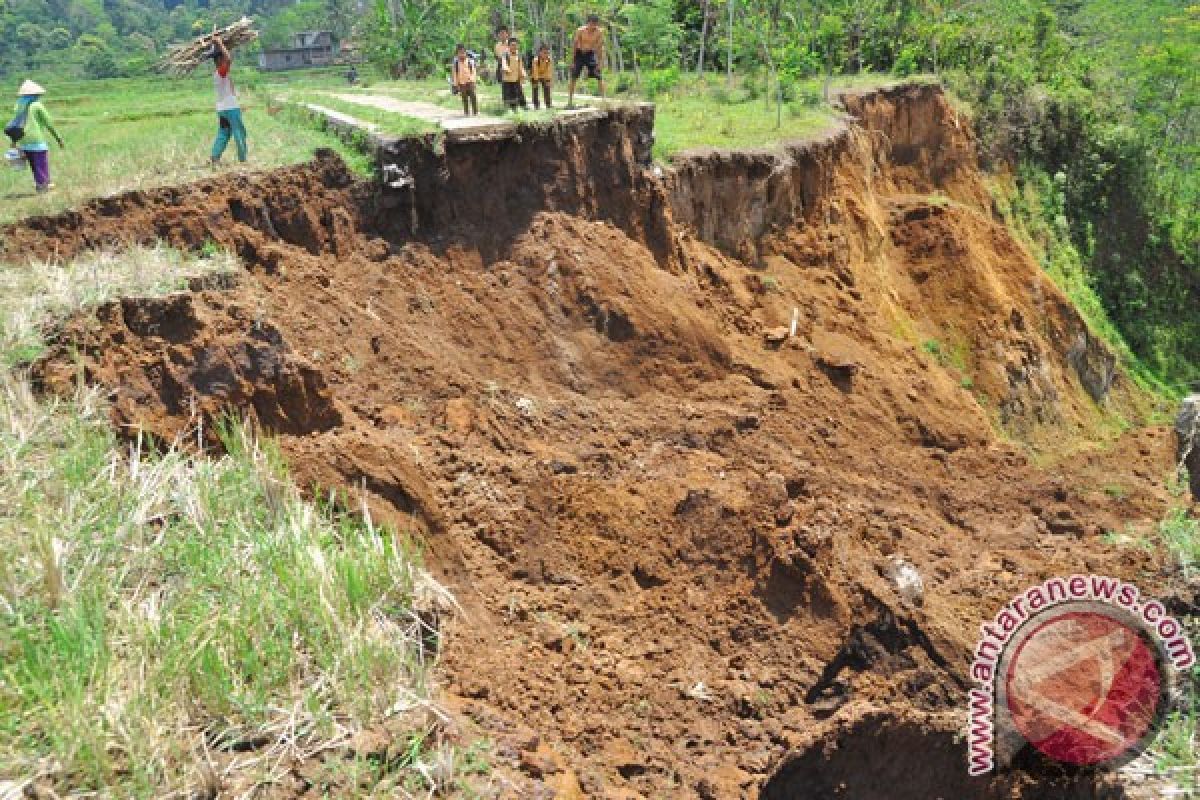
top-left (12, 80), bottom-right (64, 193)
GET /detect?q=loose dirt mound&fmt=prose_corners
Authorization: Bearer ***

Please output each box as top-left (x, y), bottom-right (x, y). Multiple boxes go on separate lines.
top-left (17, 86), bottom-right (1182, 798)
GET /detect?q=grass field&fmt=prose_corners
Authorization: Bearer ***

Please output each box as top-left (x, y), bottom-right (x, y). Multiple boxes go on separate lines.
top-left (650, 79), bottom-right (839, 158)
top-left (0, 71), bottom-right (365, 226)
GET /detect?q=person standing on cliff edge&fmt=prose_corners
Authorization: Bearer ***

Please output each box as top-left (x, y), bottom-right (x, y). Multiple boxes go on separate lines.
top-left (493, 26), bottom-right (512, 84)
top-left (567, 14), bottom-right (606, 108)
top-left (452, 44), bottom-right (479, 116)
top-left (530, 43), bottom-right (554, 109)
top-left (501, 38), bottom-right (529, 111)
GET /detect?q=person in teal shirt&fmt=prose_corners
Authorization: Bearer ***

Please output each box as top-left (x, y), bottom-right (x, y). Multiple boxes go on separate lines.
top-left (11, 80), bottom-right (64, 193)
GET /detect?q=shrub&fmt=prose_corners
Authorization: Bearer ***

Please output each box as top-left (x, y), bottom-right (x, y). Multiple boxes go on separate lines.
top-left (643, 66), bottom-right (681, 98)
top-left (893, 45), bottom-right (921, 77)
top-left (791, 82), bottom-right (823, 107)
top-left (743, 71), bottom-right (764, 101)
top-left (82, 46), bottom-right (123, 79)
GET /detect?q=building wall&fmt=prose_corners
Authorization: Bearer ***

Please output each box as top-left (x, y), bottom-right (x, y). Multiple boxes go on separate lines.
top-left (259, 46), bottom-right (335, 71)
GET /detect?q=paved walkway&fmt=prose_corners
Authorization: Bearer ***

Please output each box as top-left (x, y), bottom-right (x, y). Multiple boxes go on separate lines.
top-left (324, 91), bottom-right (610, 142)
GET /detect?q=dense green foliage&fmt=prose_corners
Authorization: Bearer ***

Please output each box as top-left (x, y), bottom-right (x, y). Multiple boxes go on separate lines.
top-left (0, 0), bottom-right (1194, 385)
top-left (944, 2), bottom-right (1198, 389)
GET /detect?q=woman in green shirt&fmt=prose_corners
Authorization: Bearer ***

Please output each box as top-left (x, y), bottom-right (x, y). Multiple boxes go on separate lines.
top-left (12, 80), bottom-right (64, 193)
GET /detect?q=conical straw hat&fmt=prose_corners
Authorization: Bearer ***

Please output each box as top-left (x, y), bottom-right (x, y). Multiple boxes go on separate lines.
top-left (17, 80), bottom-right (45, 96)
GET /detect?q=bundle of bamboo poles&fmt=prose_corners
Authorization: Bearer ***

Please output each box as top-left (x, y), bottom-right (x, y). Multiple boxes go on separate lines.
top-left (156, 17), bottom-right (259, 76)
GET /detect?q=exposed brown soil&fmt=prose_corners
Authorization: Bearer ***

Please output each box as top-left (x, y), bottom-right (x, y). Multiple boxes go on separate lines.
top-left (12, 84), bottom-right (1186, 798)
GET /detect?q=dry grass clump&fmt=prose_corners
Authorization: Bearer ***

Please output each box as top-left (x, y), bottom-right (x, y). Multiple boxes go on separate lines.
top-left (0, 243), bottom-right (236, 366)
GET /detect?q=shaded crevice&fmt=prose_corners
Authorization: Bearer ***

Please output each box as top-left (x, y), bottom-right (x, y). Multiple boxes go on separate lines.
top-left (760, 710), bottom-right (1127, 800)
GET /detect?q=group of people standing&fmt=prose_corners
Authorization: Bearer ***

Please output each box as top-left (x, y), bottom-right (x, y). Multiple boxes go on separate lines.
top-left (451, 14), bottom-right (608, 115)
top-left (5, 14), bottom-right (610, 193)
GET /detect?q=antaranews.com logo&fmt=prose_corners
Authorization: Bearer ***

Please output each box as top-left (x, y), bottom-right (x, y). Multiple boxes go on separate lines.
top-left (967, 574), bottom-right (1195, 775)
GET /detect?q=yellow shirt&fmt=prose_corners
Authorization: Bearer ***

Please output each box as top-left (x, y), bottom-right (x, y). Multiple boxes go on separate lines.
top-left (453, 57), bottom-right (477, 86)
top-left (502, 53), bottom-right (526, 82)
top-left (531, 54), bottom-right (554, 82)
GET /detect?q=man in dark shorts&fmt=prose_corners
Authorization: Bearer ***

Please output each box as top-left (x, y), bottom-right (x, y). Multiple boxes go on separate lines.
top-left (493, 26), bottom-right (511, 84)
top-left (567, 14), bottom-right (606, 108)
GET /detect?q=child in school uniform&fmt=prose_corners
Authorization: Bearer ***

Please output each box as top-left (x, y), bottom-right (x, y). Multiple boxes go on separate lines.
top-left (501, 38), bottom-right (528, 111)
top-left (493, 27), bottom-right (511, 83)
top-left (452, 44), bottom-right (479, 116)
top-left (530, 43), bottom-right (554, 109)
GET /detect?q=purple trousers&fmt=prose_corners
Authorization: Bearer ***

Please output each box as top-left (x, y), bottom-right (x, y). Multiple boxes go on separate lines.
top-left (24, 150), bottom-right (49, 188)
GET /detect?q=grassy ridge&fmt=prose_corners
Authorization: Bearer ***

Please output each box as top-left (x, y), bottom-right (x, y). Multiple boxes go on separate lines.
top-left (291, 70), bottom-right (908, 159)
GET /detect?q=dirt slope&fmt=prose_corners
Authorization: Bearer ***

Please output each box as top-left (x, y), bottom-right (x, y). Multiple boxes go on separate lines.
top-left (17, 85), bottom-right (1182, 798)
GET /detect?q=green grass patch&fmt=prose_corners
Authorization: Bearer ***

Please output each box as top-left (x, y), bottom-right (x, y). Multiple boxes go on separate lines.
top-left (988, 172), bottom-right (1181, 401)
top-left (1158, 507), bottom-right (1200, 578)
top-left (0, 383), bottom-right (449, 795)
top-left (647, 73), bottom-right (919, 160)
top-left (0, 74), bottom-right (365, 225)
top-left (1151, 678), bottom-right (1199, 794)
top-left (652, 84), bottom-right (837, 160)
top-left (921, 337), bottom-right (970, 373)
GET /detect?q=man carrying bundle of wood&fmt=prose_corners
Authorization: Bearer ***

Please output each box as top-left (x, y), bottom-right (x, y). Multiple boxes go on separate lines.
top-left (210, 33), bottom-right (247, 165)
top-left (567, 14), bottom-right (606, 108)
top-left (155, 19), bottom-right (258, 166)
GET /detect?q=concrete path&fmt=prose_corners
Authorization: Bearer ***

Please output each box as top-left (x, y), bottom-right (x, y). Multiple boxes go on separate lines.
top-left (325, 91), bottom-right (610, 142)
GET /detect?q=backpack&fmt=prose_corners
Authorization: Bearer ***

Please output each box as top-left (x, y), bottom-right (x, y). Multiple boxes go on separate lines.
top-left (4, 107), bottom-right (28, 145)
top-left (449, 56), bottom-right (477, 94)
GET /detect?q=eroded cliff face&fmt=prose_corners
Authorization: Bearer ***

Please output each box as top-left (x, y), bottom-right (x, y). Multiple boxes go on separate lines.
top-left (15, 85), bottom-right (1178, 798)
top-left (664, 82), bottom-right (1142, 443)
